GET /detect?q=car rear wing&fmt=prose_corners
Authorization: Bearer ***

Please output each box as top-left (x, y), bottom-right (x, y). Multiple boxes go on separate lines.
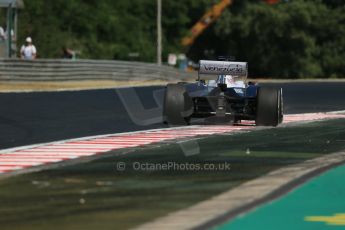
top-left (198, 60), bottom-right (248, 80)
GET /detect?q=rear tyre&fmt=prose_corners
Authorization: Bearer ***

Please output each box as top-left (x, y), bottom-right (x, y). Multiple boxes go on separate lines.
top-left (255, 87), bottom-right (283, 126)
top-left (278, 88), bottom-right (284, 124)
top-left (163, 84), bottom-right (193, 125)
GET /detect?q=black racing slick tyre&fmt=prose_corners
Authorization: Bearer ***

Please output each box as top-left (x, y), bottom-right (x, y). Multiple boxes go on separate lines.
top-left (278, 88), bottom-right (284, 124)
top-left (163, 84), bottom-right (193, 125)
top-left (255, 87), bottom-right (283, 126)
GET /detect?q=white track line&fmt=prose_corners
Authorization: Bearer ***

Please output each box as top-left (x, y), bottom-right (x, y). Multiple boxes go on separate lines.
top-left (0, 112), bottom-right (344, 174)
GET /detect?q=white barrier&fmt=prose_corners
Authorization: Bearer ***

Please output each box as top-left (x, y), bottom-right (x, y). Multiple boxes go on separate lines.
top-left (0, 58), bottom-right (195, 81)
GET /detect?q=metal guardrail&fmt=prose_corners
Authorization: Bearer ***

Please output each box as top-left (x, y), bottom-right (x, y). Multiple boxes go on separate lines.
top-left (0, 58), bottom-right (196, 81)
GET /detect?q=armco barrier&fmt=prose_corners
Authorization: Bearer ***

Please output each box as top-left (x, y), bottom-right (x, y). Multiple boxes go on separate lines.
top-left (0, 58), bottom-right (196, 81)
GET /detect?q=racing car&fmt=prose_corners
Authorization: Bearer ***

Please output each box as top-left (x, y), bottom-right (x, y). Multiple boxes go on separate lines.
top-left (163, 59), bottom-right (283, 126)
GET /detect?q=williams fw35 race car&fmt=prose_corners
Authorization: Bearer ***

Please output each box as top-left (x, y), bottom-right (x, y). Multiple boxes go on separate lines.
top-left (163, 59), bottom-right (283, 126)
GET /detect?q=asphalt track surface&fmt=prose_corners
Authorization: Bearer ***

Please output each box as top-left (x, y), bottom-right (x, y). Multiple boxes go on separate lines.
top-left (1, 82), bottom-right (345, 150)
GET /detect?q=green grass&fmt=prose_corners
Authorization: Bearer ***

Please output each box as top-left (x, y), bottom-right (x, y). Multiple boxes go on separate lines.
top-left (1, 119), bottom-right (345, 230)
